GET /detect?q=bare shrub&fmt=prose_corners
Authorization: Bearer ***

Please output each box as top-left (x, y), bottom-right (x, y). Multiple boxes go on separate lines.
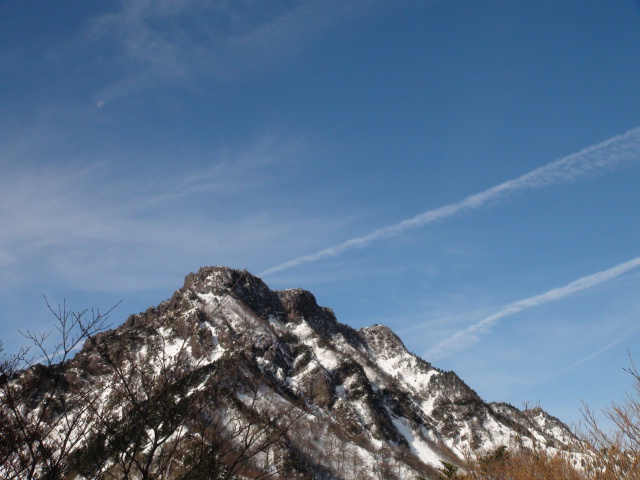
top-left (578, 354), bottom-right (640, 480)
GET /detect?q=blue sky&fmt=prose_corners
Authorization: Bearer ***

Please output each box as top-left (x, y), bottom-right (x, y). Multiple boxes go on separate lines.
top-left (2, 0), bottom-right (640, 426)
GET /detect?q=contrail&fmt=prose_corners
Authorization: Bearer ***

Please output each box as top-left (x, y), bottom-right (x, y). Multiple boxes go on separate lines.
top-left (260, 126), bottom-right (640, 277)
top-left (425, 256), bottom-right (640, 361)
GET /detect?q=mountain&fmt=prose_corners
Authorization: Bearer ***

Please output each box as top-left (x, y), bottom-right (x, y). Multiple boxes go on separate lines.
top-left (1, 267), bottom-right (580, 480)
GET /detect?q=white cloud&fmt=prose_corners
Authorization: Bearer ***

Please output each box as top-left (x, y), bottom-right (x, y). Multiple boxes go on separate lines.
top-left (260, 126), bottom-right (640, 276)
top-left (0, 134), bottom-right (334, 293)
top-left (424, 256), bottom-right (640, 361)
top-left (88, 0), bottom-right (385, 101)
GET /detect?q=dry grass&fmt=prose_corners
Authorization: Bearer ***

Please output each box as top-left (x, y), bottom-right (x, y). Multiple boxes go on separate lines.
top-left (462, 447), bottom-right (585, 480)
top-left (454, 445), bottom-right (640, 480)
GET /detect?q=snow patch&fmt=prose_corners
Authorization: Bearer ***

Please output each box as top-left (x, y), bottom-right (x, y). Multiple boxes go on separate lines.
top-left (391, 415), bottom-right (443, 466)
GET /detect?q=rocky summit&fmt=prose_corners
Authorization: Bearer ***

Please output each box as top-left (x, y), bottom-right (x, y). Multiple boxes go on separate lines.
top-left (1, 267), bottom-right (580, 480)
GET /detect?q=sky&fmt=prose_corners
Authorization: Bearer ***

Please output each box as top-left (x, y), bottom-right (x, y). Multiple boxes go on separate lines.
top-left (2, 0), bottom-right (640, 427)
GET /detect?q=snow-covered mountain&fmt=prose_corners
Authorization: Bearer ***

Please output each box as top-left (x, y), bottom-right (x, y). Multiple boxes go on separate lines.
top-left (1, 267), bottom-right (580, 479)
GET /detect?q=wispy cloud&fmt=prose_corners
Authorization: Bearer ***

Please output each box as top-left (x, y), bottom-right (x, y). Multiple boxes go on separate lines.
top-left (0, 134), bottom-right (328, 292)
top-left (424, 256), bottom-right (640, 361)
top-left (88, 0), bottom-right (383, 101)
top-left (553, 324), bottom-right (640, 378)
top-left (260, 126), bottom-right (640, 277)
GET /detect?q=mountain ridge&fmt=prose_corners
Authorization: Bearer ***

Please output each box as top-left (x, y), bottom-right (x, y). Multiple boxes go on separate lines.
top-left (1, 266), bottom-right (581, 479)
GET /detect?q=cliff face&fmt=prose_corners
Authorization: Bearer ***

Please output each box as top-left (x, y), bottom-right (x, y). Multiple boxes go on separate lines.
top-left (2, 267), bottom-right (580, 479)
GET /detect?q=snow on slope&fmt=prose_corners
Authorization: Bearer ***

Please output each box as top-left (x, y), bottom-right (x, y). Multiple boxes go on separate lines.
top-left (175, 267), bottom-right (580, 472)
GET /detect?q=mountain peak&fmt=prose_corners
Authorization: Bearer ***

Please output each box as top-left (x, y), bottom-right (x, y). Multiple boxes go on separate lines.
top-left (182, 266), bottom-right (282, 319)
top-left (276, 287), bottom-right (319, 319)
top-left (359, 323), bottom-right (407, 358)
top-left (182, 266), bottom-right (261, 293)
